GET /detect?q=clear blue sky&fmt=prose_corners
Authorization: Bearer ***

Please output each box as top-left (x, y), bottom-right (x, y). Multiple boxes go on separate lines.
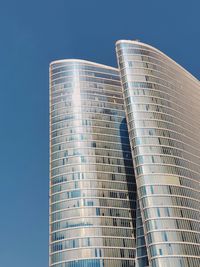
top-left (0, 0), bottom-right (199, 266)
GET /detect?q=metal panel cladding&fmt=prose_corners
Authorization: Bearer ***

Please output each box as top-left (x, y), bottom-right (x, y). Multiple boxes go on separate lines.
top-left (116, 40), bottom-right (200, 267)
top-left (49, 60), bottom-right (137, 267)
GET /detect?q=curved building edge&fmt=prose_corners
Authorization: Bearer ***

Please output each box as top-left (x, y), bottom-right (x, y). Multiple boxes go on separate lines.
top-left (50, 58), bottom-right (118, 72)
top-left (116, 40), bottom-right (199, 84)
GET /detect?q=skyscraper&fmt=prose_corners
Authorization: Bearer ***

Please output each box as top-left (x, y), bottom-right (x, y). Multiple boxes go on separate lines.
top-left (116, 40), bottom-right (200, 267)
top-left (49, 41), bottom-right (200, 267)
top-left (49, 59), bottom-right (137, 267)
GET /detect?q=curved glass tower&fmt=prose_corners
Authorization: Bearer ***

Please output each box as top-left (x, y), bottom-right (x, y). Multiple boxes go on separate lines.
top-left (116, 40), bottom-right (200, 267)
top-left (49, 59), bottom-right (137, 267)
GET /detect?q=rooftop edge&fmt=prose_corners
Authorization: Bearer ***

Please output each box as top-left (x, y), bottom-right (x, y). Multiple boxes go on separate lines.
top-left (50, 59), bottom-right (118, 72)
top-left (115, 40), bottom-right (199, 83)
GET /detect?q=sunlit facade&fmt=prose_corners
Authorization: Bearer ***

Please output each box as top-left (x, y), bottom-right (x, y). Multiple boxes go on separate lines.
top-left (49, 42), bottom-right (200, 267)
top-left (49, 60), bottom-right (137, 267)
top-left (116, 40), bottom-right (200, 267)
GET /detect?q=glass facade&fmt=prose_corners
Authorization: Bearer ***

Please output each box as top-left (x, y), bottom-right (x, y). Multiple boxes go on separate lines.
top-left (49, 60), bottom-right (137, 267)
top-left (116, 40), bottom-right (200, 267)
